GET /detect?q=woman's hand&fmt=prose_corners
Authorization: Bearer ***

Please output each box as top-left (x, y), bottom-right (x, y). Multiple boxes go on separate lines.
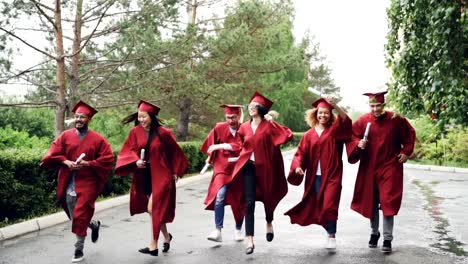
top-left (173, 174), bottom-right (179, 183)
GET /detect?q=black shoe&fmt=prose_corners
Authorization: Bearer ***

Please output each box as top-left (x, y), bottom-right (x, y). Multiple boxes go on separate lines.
top-left (266, 232), bottom-right (274, 242)
top-left (368, 232), bottom-right (380, 248)
top-left (90, 220), bottom-right (101, 243)
top-left (245, 245), bottom-right (255, 255)
top-left (72, 249), bottom-right (84, 262)
top-left (138, 247), bottom-right (158, 256)
top-left (163, 233), bottom-right (173, 253)
top-left (381, 240), bottom-right (392, 253)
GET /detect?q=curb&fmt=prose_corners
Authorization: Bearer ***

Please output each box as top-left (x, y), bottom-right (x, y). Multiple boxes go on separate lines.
top-left (404, 163), bottom-right (468, 173)
top-left (0, 172), bottom-right (211, 242)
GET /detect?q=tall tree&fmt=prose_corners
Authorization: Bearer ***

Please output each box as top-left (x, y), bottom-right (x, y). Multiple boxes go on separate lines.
top-left (386, 0), bottom-right (467, 127)
top-left (108, 0), bottom-right (312, 139)
top-left (0, 0), bottom-right (178, 135)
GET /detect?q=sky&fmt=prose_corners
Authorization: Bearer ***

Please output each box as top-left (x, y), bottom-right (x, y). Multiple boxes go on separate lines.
top-left (1, 0), bottom-right (392, 112)
top-left (293, 0), bottom-right (391, 111)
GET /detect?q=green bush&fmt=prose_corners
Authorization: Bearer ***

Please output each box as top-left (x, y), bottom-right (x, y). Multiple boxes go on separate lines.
top-left (0, 108), bottom-right (54, 140)
top-left (0, 126), bottom-right (50, 150)
top-left (0, 148), bottom-right (57, 225)
top-left (411, 116), bottom-right (468, 166)
top-left (179, 141), bottom-right (205, 173)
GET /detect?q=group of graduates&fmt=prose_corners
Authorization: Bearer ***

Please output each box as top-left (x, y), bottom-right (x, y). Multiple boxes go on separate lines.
top-left (40, 90), bottom-right (415, 263)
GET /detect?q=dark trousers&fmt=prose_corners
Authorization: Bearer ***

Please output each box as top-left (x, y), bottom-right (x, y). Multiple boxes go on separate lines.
top-left (314, 175), bottom-right (337, 234)
top-left (243, 161), bottom-right (256, 236)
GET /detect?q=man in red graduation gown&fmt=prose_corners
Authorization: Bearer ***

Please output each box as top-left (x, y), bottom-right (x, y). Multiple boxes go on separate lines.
top-left (346, 91), bottom-right (415, 253)
top-left (201, 104), bottom-right (244, 242)
top-left (40, 101), bottom-right (114, 263)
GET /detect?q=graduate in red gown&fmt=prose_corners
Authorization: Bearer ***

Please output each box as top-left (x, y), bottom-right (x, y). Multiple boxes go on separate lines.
top-left (346, 91), bottom-right (415, 253)
top-left (40, 101), bottom-right (114, 263)
top-left (285, 96), bottom-right (351, 252)
top-left (229, 91), bottom-right (293, 255)
top-left (202, 104), bottom-right (245, 243)
top-left (115, 100), bottom-right (188, 257)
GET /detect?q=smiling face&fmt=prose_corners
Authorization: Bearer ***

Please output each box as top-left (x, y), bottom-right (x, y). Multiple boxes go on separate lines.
top-left (137, 111), bottom-right (152, 130)
top-left (369, 102), bottom-right (385, 117)
top-left (317, 107), bottom-right (331, 125)
top-left (248, 102), bottom-right (260, 117)
top-left (74, 113), bottom-right (90, 130)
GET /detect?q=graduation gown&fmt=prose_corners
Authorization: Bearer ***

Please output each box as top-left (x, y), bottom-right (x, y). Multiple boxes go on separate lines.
top-left (115, 125), bottom-right (188, 241)
top-left (285, 115), bottom-right (352, 226)
top-left (200, 122), bottom-right (244, 224)
top-left (346, 111), bottom-right (415, 218)
top-left (40, 129), bottom-right (114, 237)
top-left (230, 119), bottom-right (293, 219)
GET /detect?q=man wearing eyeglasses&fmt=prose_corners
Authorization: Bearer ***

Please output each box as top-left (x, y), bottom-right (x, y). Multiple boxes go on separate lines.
top-left (40, 100), bottom-right (114, 263)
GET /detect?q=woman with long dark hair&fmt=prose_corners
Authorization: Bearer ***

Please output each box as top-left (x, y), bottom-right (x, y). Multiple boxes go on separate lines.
top-left (285, 96), bottom-right (351, 252)
top-left (229, 91), bottom-right (293, 255)
top-left (115, 100), bottom-right (188, 257)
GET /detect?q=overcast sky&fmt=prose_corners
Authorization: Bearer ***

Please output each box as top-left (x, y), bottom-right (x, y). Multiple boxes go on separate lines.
top-left (1, 0), bottom-right (391, 112)
top-left (293, 0), bottom-right (391, 111)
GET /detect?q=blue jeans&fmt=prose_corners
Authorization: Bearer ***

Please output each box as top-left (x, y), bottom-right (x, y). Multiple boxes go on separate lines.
top-left (314, 175), bottom-right (337, 235)
top-left (214, 185), bottom-right (242, 230)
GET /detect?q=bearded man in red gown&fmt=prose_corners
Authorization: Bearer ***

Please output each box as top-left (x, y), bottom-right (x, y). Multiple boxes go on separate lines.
top-left (40, 101), bottom-right (114, 262)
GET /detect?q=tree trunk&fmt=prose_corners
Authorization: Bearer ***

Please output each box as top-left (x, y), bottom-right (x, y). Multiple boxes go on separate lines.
top-left (54, 0), bottom-right (66, 136)
top-left (68, 0), bottom-right (83, 111)
top-left (176, 96), bottom-right (192, 141)
top-left (175, 0), bottom-right (197, 141)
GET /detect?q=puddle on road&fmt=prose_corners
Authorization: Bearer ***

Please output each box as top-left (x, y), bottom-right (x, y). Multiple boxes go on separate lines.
top-left (413, 179), bottom-right (467, 257)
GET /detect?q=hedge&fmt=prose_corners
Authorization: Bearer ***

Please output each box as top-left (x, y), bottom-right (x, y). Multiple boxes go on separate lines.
top-left (0, 141), bottom-right (205, 226)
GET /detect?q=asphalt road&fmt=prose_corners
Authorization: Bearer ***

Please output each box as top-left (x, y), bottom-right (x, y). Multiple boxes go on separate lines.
top-left (1, 151), bottom-right (467, 264)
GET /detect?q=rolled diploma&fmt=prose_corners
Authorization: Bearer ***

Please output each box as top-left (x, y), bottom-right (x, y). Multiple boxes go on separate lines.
top-left (200, 163), bottom-right (210, 174)
top-left (363, 122), bottom-right (371, 140)
top-left (140, 149), bottom-right (145, 160)
top-left (75, 153), bottom-right (85, 163)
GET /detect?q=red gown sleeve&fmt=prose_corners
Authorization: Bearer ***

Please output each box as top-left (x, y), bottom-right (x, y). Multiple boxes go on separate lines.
top-left (88, 137), bottom-right (114, 183)
top-left (288, 133), bottom-right (308, 186)
top-left (269, 120), bottom-right (293, 146)
top-left (40, 133), bottom-right (68, 169)
top-left (332, 115), bottom-right (352, 140)
top-left (346, 118), bottom-right (365, 164)
top-left (161, 129), bottom-right (188, 177)
top-left (115, 129), bottom-right (139, 176)
top-left (201, 128), bottom-right (216, 154)
top-left (398, 116), bottom-right (416, 156)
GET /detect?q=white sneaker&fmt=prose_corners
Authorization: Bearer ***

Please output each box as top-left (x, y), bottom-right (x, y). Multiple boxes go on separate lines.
top-left (234, 229), bottom-right (244, 241)
top-left (326, 237), bottom-right (336, 252)
top-left (207, 229), bottom-right (222, 242)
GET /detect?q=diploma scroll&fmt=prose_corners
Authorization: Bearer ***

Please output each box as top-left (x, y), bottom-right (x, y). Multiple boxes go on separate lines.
top-left (75, 153), bottom-right (85, 163)
top-left (140, 149), bottom-right (145, 160)
top-left (363, 122), bottom-right (371, 140)
top-left (200, 163), bottom-right (210, 175)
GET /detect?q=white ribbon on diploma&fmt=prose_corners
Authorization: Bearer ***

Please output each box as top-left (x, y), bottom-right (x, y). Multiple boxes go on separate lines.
top-left (364, 122), bottom-right (371, 140)
top-left (75, 153), bottom-right (85, 163)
